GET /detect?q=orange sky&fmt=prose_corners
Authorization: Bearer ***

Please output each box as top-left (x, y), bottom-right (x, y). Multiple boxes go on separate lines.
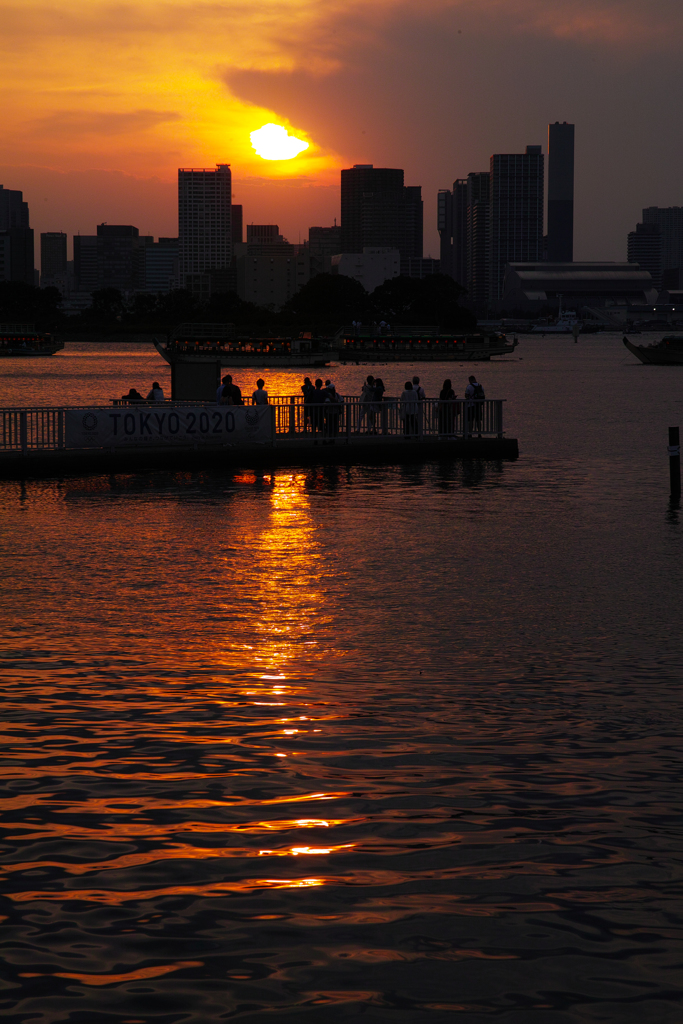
top-left (1, 0), bottom-right (683, 259)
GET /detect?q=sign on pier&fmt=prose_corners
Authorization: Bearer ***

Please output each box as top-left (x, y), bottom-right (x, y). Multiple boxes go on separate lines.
top-left (65, 406), bottom-right (272, 448)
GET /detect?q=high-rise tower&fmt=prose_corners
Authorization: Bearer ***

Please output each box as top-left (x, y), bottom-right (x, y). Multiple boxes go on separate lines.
top-left (489, 146), bottom-right (544, 302)
top-left (178, 165), bottom-right (232, 293)
top-left (341, 165), bottom-right (422, 261)
top-left (0, 184), bottom-right (34, 286)
top-left (547, 122), bottom-right (575, 262)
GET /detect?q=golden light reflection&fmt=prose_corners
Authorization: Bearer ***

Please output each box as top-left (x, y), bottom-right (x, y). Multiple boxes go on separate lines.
top-left (232, 472), bottom-right (335, 677)
top-left (20, 962), bottom-right (203, 987)
top-left (8, 877), bottom-right (326, 905)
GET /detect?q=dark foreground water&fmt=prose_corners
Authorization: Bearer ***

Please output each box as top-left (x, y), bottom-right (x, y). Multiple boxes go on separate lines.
top-left (1, 337), bottom-right (682, 1022)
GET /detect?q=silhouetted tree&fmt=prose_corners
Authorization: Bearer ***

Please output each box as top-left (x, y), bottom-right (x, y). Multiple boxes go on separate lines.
top-left (0, 281), bottom-right (63, 330)
top-left (281, 273), bottom-right (373, 327)
top-left (372, 274), bottom-right (476, 331)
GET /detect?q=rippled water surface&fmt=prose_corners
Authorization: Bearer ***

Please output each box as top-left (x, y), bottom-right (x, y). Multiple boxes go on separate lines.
top-left (1, 338), bottom-right (683, 1022)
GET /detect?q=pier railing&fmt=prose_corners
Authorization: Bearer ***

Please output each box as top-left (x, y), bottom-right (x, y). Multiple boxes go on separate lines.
top-left (0, 397), bottom-right (504, 453)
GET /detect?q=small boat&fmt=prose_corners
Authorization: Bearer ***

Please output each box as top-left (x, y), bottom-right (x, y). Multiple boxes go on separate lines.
top-left (530, 312), bottom-right (582, 334)
top-left (0, 324), bottom-right (64, 357)
top-left (623, 335), bottom-right (683, 365)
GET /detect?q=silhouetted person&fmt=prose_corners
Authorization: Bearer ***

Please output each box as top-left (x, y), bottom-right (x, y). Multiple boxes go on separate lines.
top-left (252, 379), bottom-right (269, 405)
top-left (301, 376), bottom-right (315, 431)
top-left (146, 381), bottom-right (164, 401)
top-left (465, 375), bottom-right (485, 434)
top-left (412, 375), bottom-right (426, 400)
top-left (400, 381), bottom-right (418, 437)
top-left (438, 379), bottom-right (456, 435)
top-left (359, 374), bottom-right (375, 432)
top-left (123, 388), bottom-right (144, 403)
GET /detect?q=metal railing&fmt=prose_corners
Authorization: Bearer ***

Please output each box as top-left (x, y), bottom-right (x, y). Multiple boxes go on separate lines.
top-left (271, 397), bottom-right (503, 441)
top-left (0, 397), bottom-right (504, 453)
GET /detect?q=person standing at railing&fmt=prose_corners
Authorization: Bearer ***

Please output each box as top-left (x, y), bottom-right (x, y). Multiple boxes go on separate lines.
top-left (310, 378), bottom-right (327, 436)
top-left (323, 379), bottom-right (342, 444)
top-left (301, 376), bottom-right (315, 432)
top-left (252, 379), bottom-right (269, 405)
top-left (465, 375), bottom-right (485, 436)
top-left (358, 375), bottom-right (375, 433)
top-left (438, 379), bottom-right (456, 436)
top-left (412, 376), bottom-right (426, 401)
top-left (400, 381), bottom-right (419, 438)
top-left (218, 374), bottom-right (243, 406)
top-left (146, 382), bottom-right (164, 401)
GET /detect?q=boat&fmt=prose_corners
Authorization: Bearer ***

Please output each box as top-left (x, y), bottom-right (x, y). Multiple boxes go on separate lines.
top-left (0, 324), bottom-right (64, 357)
top-left (623, 335), bottom-right (683, 365)
top-left (530, 312), bottom-right (582, 334)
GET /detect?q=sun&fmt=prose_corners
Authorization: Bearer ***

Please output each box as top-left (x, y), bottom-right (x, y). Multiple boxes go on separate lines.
top-left (250, 123), bottom-right (309, 161)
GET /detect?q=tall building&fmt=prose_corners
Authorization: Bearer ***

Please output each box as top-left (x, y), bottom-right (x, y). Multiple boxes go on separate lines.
top-left (466, 172), bottom-right (490, 307)
top-left (341, 165), bottom-right (422, 260)
top-left (231, 204), bottom-right (243, 246)
top-left (547, 122), bottom-right (574, 262)
top-left (40, 231), bottom-right (68, 292)
top-left (488, 146), bottom-right (544, 302)
top-left (41, 232), bottom-right (67, 279)
top-left (642, 207), bottom-right (683, 285)
top-left (437, 180), bottom-right (467, 284)
top-left (178, 165), bottom-right (232, 294)
top-left (73, 235), bottom-right (99, 293)
top-left (142, 238), bottom-right (178, 293)
top-left (627, 222), bottom-right (662, 291)
top-left (97, 224), bottom-right (151, 292)
top-left (0, 184), bottom-right (34, 285)
top-left (308, 225), bottom-right (342, 258)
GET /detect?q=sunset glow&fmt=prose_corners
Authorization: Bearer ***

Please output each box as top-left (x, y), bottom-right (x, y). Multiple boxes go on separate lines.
top-left (250, 124), bottom-right (309, 161)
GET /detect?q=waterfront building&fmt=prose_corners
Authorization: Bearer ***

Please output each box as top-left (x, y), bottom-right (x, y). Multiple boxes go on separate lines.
top-left (627, 223), bottom-right (662, 292)
top-left (547, 122), bottom-right (574, 262)
top-left (178, 164), bottom-right (232, 296)
top-left (331, 247), bottom-right (400, 293)
top-left (0, 184), bottom-right (34, 285)
top-left (501, 261), bottom-right (655, 311)
top-left (489, 146), bottom-right (544, 303)
top-left (341, 165), bottom-right (422, 260)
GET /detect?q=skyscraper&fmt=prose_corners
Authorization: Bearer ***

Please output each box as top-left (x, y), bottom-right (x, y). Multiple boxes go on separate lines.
top-left (178, 165), bottom-right (232, 293)
top-left (231, 204), bottom-right (243, 246)
top-left (0, 184), bottom-right (34, 285)
top-left (489, 146), bottom-right (544, 302)
top-left (437, 180), bottom-right (467, 285)
top-left (41, 232), bottom-right (67, 279)
top-left (642, 207), bottom-right (683, 287)
top-left (341, 165), bottom-right (422, 261)
top-left (466, 172), bottom-right (490, 308)
top-left (627, 222), bottom-right (662, 291)
top-left (547, 122), bottom-right (574, 262)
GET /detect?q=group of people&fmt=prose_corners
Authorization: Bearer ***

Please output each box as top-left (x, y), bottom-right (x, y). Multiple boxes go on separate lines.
top-left (121, 382), bottom-right (164, 402)
top-left (121, 372), bottom-right (486, 438)
top-left (215, 374), bottom-right (269, 406)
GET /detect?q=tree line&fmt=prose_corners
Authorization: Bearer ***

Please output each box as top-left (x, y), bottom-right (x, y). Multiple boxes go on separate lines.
top-left (0, 273), bottom-right (476, 336)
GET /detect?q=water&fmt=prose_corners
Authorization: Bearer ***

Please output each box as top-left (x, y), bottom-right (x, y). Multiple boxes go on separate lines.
top-left (1, 337), bottom-right (682, 1022)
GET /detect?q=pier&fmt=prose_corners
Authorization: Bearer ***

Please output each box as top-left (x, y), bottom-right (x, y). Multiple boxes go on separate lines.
top-left (0, 396), bottom-right (517, 477)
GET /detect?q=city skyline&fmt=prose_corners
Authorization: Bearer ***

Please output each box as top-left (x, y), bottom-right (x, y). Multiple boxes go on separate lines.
top-left (1, 0), bottom-right (682, 261)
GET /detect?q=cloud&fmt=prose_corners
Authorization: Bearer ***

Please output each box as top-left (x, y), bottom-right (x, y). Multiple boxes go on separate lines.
top-left (31, 109), bottom-right (181, 137)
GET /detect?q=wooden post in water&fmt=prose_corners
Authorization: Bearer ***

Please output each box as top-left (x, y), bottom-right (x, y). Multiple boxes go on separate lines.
top-left (669, 426), bottom-right (681, 499)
